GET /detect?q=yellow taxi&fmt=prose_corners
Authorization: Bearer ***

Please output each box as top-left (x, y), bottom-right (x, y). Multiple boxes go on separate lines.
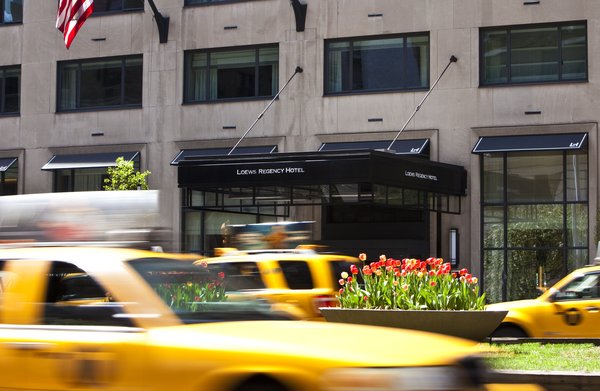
top-left (0, 244), bottom-right (541, 391)
top-left (201, 247), bottom-right (359, 320)
top-left (487, 263), bottom-right (600, 338)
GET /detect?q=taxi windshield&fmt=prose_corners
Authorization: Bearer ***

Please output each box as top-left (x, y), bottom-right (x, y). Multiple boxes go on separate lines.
top-left (127, 258), bottom-right (290, 323)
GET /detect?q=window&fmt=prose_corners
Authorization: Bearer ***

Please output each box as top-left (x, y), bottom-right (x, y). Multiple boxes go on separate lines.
top-left (0, 65), bottom-right (19, 115)
top-left (209, 262), bottom-right (266, 290)
top-left (43, 261), bottom-right (133, 327)
top-left (481, 149), bottom-right (588, 303)
top-left (57, 55), bottom-right (142, 111)
top-left (278, 261), bottom-right (313, 289)
top-left (185, 0), bottom-right (257, 5)
top-left (325, 34), bottom-right (429, 94)
top-left (0, 157), bottom-right (17, 195)
top-left (184, 45), bottom-right (279, 103)
top-left (1, 0), bottom-right (22, 24)
top-left (93, 0), bottom-right (143, 14)
top-left (480, 21), bottom-right (587, 85)
top-left (554, 273), bottom-right (600, 301)
top-left (53, 154), bottom-right (140, 192)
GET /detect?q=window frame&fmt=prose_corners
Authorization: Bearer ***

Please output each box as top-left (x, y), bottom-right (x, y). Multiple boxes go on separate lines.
top-left (184, 0), bottom-right (261, 6)
top-left (479, 149), bottom-right (589, 303)
top-left (0, 65), bottom-right (19, 115)
top-left (323, 32), bottom-right (431, 96)
top-left (90, 0), bottom-right (144, 15)
top-left (1, 0), bottom-right (23, 24)
top-left (479, 21), bottom-right (588, 87)
top-left (56, 54), bottom-right (143, 113)
top-left (52, 154), bottom-right (140, 192)
top-left (183, 44), bottom-right (279, 104)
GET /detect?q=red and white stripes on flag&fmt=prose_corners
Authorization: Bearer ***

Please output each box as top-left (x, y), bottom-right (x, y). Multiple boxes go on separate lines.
top-left (56, 0), bottom-right (95, 49)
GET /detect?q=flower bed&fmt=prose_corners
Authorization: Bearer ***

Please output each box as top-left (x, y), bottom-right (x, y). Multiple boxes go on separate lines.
top-left (337, 254), bottom-right (486, 310)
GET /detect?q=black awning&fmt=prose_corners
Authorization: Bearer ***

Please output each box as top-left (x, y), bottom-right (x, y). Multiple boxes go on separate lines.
top-left (41, 151), bottom-right (139, 170)
top-left (0, 158), bottom-right (17, 172)
top-left (319, 139), bottom-right (429, 155)
top-left (472, 133), bottom-right (588, 154)
top-left (171, 145), bottom-right (278, 165)
top-left (178, 150), bottom-right (467, 197)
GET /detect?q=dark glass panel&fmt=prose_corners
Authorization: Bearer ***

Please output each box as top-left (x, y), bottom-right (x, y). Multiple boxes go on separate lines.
top-left (506, 152), bottom-right (563, 203)
top-left (561, 24), bottom-right (587, 80)
top-left (79, 59), bottom-right (123, 108)
top-left (3, 67), bottom-right (19, 113)
top-left (124, 57), bottom-right (143, 105)
top-left (510, 26), bottom-right (558, 82)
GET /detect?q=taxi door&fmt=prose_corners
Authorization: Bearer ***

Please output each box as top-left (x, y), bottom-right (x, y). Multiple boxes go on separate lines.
top-left (539, 272), bottom-right (600, 337)
top-left (0, 259), bottom-right (149, 390)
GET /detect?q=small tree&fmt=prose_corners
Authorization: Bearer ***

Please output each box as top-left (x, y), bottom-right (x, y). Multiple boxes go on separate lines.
top-left (104, 157), bottom-right (151, 190)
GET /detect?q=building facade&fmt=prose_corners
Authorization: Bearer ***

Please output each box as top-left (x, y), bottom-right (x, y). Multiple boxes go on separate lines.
top-left (0, 0), bottom-right (598, 302)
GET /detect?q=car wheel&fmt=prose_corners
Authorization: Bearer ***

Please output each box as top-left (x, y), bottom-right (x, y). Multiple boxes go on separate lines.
top-left (490, 324), bottom-right (528, 338)
top-left (232, 376), bottom-right (288, 391)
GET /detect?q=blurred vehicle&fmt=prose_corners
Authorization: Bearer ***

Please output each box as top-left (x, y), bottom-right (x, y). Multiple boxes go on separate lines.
top-left (0, 244), bottom-right (541, 391)
top-left (201, 246), bottom-right (359, 320)
top-left (487, 262), bottom-right (600, 338)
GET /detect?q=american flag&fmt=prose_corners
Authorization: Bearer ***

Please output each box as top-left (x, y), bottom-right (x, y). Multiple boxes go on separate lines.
top-left (56, 0), bottom-right (95, 49)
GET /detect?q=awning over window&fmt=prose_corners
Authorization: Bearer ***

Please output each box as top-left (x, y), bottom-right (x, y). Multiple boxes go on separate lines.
top-left (0, 158), bottom-right (17, 172)
top-left (41, 151), bottom-right (139, 170)
top-left (171, 145), bottom-right (278, 165)
top-left (472, 133), bottom-right (588, 154)
top-left (178, 149), bottom-right (467, 216)
top-left (319, 139), bottom-right (429, 155)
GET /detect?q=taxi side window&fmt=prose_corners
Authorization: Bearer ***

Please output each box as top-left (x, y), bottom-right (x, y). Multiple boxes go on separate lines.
top-left (42, 261), bottom-right (133, 327)
top-left (214, 262), bottom-right (266, 291)
top-left (555, 273), bottom-right (600, 301)
top-left (278, 261), bottom-right (314, 289)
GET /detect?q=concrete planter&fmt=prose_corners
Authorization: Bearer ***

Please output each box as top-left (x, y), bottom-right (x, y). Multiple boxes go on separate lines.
top-left (320, 308), bottom-right (507, 341)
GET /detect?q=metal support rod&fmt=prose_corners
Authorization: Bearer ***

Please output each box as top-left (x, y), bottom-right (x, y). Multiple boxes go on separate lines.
top-left (228, 66), bottom-right (304, 155)
top-left (146, 0), bottom-right (169, 43)
top-left (387, 55), bottom-right (458, 151)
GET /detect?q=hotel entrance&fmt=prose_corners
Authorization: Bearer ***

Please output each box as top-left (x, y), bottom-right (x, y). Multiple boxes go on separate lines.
top-left (176, 148), bottom-right (467, 258)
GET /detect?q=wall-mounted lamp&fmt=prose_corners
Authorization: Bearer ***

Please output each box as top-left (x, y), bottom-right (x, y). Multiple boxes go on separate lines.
top-left (290, 0), bottom-right (308, 32)
top-left (449, 228), bottom-right (459, 266)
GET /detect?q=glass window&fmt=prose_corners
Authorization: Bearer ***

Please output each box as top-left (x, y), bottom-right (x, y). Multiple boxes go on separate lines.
top-left (184, 45), bottom-right (279, 103)
top-left (480, 146), bottom-right (589, 302)
top-left (481, 22), bottom-right (587, 85)
top-left (58, 55), bottom-right (142, 111)
top-left (506, 152), bottom-right (563, 203)
top-left (1, 0), bottom-right (22, 24)
top-left (0, 158), bottom-right (17, 195)
top-left (554, 273), bottom-right (600, 301)
top-left (278, 261), bottom-right (313, 289)
top-left (208, 262), bottom-right (266, 290)
top-left (325, 34), bottom-right (429, 94)
top-left (185, 0), bottom-right (256, 5)
top-left (93, 0), bottom-right (143, 13)
top-left (42, 261), bottom-right (134, 327)
top-left (0, 65), bottom-right (19, 114)
top-left (53, 155), bottom-right (139, 192)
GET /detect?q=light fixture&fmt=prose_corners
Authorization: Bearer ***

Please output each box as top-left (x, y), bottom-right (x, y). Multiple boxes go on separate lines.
top-left (449, 228), bottom-right (459, 266)
top-left (290, 0), bottom-right (308, 32)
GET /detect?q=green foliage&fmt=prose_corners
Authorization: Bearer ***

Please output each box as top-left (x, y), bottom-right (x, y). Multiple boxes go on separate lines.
top-left (337, 255), bottom-right (486, 311)
top-left (103, 157), bottom-right (151, 190)
top-left (483, 343), bottom-right (600, 373)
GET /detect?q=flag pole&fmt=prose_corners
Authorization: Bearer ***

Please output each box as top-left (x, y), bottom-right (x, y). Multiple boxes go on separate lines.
top-left (387, 55), bottom-right (458, 151)
top-left (228, 66), bottom-right (304, 156)
top-left (146, 0), bottom-right (169, 43)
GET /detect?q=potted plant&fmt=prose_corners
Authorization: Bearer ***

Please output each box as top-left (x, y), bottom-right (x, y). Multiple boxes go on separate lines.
top-left (320, 254), bottom-right (506, 341)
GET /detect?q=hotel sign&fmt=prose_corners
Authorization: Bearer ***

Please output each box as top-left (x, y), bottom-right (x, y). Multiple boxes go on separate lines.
top-left (178, 151), bottom-right (467, 196)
